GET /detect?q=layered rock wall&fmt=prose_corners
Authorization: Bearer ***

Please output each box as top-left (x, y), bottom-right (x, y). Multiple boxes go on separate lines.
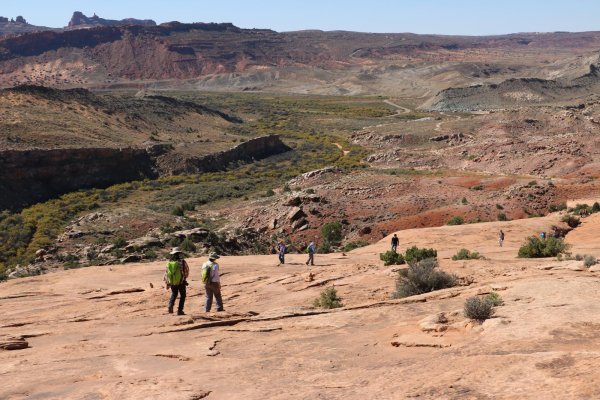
top-left (0, 135), bottom-right (290, 210)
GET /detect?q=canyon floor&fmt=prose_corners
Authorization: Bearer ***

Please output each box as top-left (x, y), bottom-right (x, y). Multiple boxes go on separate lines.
top-left (2, 204), bottom-right (600, 399)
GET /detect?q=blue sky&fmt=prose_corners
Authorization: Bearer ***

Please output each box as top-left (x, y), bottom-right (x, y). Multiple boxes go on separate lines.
top-left (3, 0), bottom-right (600, 35)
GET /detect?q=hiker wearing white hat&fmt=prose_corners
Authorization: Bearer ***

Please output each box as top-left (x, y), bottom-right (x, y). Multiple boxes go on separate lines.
top-left (201, 252), bottom-right (224, 312)
top-left (164, 247), bottom-right (190, 315)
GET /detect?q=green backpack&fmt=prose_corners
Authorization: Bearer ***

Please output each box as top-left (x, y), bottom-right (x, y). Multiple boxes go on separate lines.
top-left (201, 261), bottom-right (214, 283)
top-left (166, 261), bottom-right (182, 286)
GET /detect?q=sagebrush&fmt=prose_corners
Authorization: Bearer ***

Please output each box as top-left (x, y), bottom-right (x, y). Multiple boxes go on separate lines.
top-left (392, 258), bottom-right (457, 298)
top-left (314, 287), bottom-right (343, 309)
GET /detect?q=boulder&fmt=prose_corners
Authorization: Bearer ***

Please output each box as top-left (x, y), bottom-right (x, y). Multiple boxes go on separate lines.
top-left (121, 255), bottom-right (142, 264)
top-left (0, 336), bottom-right (29, 350)
top-left (284, 197), bottom-right (302, 207)
top-left (292, 218), bottom-right (308, 230)
top-left (287, 207), bottom-right (306, 222)
top-left (171, 228), bottom-right (210, 242)
top-left (125, 236), bottom-right (163, 252)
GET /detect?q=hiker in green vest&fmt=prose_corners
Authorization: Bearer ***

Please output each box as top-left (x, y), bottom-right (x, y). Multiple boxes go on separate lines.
top-left (202, 252), bottom-right (224, 312)
top-left (165, 247), bottom-right (189, 315)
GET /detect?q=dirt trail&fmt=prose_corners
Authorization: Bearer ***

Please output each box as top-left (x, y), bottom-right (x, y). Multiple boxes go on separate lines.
top-left (384, 99), bottom-right (411, 115)
top-left (2, 208), bottom-right (600, 399)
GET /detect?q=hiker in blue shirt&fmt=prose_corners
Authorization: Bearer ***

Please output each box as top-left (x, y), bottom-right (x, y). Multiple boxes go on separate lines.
top-left (306, 241), bottom-right (316, 266)
top-left (277, 241), bottom-right (286, 265)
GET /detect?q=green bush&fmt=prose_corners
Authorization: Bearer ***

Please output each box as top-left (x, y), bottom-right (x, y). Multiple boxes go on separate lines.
top-left (471, 185), bottom-right (484, 191)
top-left (265, 189), bottom-right (276, 197)
top-left (318, 241), bottom-right (332, 254)
top-left (313, 287), bottom-right (343, 309)
top-left (452, 248), bottom-right (482, 261)
top-left (392, 258), bottom-right (457, 298)
top-left (0, 263), bottom-right (8, 281)
top-left (497, 213), bottom-right (508, 221)
top-left (380, 250), bottom-right (406, 266)
top-left (461, 197), bottom-right (468, 205)
top-left (343, 240), bottom-right (369, 252)
top-left (561, 215), bottom-right (580, 228)
top-left (518, 236), bottom-right (567, 258)
top-left (172, 205), bottom-right (185, 216)
top-left (464, 297), bottom-right (494, 320)
top-left (112, 237), bottom-right (127, 248)
top-left (584, 255), bottom-right (598, 267)
top-left (180, 237), bottom-right (196, 253)
top-left (484, 292), bottom-right (504, 306)
top-left (447, 216), bottom-right (464, 225)
top-left (549, 202), bottom-right (567, 212)
top-left (321, 221), bottom-right (343, 245)
top-left (404, 246), bottom-right (437, 265)
top-left (496, 204), bottom-right (504, 210)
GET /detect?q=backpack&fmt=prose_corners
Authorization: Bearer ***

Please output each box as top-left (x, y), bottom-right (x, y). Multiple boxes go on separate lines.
top-left (201, 261), bottom-right (214, 284)
top-left (166, 261), bottom-right (182, 286)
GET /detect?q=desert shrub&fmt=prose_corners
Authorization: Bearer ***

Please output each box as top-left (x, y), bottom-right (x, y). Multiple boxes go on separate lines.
top-left (168, 236), bottom-right (183, 247)
top-left (0, 263), bottom-right (8, 281)
top-left (593, 202), bottom-right (600, 213)
top-left (265, 189), bottom-right (275, 197)
top-left (343, 240), bottom-right (369, 252)
top-left (496, 204), bottom-right (504, 210)
top-left (282, 184), bottom-right (291, 193)
top-left (575, 254), bottom-right (583, 261)
top-left (180, 237), bottom-right (196, 252)
top-left (447, 216), bottom-right (464, 226)
top-left (527, 180), bottom-right (538, 187)
top-left (112, 237), bottom-right (127, 248)
top-left (497, 213), bottom-right (508, 221)
top-left (464, 297), bottom-right (494, 320)
top-left (318, 241), bottom-right (331, 254)
top-left (313, 287), bottom-right (343, 309)
top-left (561, 215), bottom-right (580, 228)
top-left (144, 249), bottom-right (158, 260)
top-left (572, 203), bottom-right (591, 215)
top-left (584, 255), bottom-right (598, 267)
top-left (484, 292), bottom-right (504, 306)
top-left (380, 250), bottom-right (406, 266)
top-left (452, 248), bottom-right (482, 260)
top-left (461, 197), bottom-right (468, 205)
top-left (518, 236), bottom-right (567, 258)
top-left (404, 246), bottom-right (437, 265)
top-left (392, 258), bottom-right (457, 298)
top-left (172, 205), bottom-right (185, 216)
top-left (471, 184), bottom-right (484, 191)
top-left (305, 188), bottom-right (316, 194)
top-left (321, 221), bottom-right (343, 245)
top-left (548, 202), bottom-right (567, 212)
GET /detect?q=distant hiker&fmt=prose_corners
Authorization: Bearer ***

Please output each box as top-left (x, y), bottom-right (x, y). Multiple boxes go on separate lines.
top-left (391, 234), bottom-right (399, 253)
top-left (540, 231), bottom-right (546, 240)
top-left (202, 252), bottom-right (224, 312)
top-left (277, 241), bottom-right (286, 265)
top-left (306, 241), bottom-right (316, 266)
top-left (498, 230), bottom-right (505, 247)
top-left (165, 247), bottom-right (189, 316)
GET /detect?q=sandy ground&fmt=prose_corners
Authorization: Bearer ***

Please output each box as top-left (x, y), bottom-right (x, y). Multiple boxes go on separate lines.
top-left (2, 209), bottom-right (600, 399)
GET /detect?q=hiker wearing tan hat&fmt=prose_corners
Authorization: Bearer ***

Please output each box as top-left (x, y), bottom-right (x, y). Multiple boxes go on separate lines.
top-left (164, 247), bottom-right (190, 315)
top-left (201, 252), bottom-right (224, 312)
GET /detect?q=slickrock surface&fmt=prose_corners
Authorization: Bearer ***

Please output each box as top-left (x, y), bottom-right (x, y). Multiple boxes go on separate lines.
top-left (2, 211), bottom-right (600, 399)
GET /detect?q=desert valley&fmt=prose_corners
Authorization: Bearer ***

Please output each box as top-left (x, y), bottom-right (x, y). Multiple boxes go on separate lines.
top-left (1, 9), bottom-right (600, 399)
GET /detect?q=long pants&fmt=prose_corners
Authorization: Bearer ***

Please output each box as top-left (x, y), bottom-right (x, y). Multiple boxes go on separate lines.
top-left (306, 252), bottom-right (314, 266)
top-left (205, 283), bottom-right (224, 312)
top-left (168, 284), bottom-right (186, 313)
top-left (391, 244), bottom-right (398, 253)
top-left (278, 253), bottom-right (285, 264)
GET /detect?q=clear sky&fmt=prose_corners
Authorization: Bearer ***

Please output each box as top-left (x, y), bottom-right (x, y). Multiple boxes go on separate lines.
top-left (3, 0), bottom-right (600, 35)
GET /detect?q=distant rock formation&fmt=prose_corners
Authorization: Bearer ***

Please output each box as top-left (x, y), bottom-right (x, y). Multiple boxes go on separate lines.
top-left (0, 16), bottom-right (28, 24)
top-left (68, 11), bottom-right (156, 28)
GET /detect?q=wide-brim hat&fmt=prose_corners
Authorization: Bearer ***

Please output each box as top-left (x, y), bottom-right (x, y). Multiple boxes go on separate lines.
top-left (169, 247), bottom-right (183, 255)
top-left (208, 252), bottom-right (220, 260)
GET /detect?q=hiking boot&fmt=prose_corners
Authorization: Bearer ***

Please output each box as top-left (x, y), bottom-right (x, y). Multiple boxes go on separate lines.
top-left (177, 311), bottom-right (185, 316)
top-left (168, 307), bottom-right (173, 314)
top-left (216, 308), bottom-right (224, 312)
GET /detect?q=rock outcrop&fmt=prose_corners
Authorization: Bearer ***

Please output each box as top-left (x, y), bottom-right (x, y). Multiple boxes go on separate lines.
top-left (0, 135), bottom-right (290, 211)
top-left (68, 12), bottom-right (156, 28)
